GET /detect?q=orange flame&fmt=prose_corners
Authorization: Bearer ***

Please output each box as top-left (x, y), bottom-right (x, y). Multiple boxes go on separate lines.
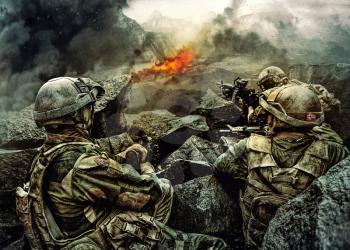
top-left (134, 48), bottom-right (194, 80)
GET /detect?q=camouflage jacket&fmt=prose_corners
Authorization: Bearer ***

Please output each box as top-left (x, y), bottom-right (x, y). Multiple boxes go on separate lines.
top-left (214, 129), bottom-right (348, 246)
top-left (34, 133), bottom-right (163, 238)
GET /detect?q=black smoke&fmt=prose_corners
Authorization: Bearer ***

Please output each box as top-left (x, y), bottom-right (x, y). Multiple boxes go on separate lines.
top-left (0, 0), bottom-right (147, 111)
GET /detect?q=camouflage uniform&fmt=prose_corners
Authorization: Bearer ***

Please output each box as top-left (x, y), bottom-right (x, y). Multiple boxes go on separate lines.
top-left (214, 131), bottom-right (348, 247)
top-left (17, 77), bottom-right (226, 250)
top-left (215, 84), bottom-right (349, 247)
top-left (25, 132), bottom-right (170, 248)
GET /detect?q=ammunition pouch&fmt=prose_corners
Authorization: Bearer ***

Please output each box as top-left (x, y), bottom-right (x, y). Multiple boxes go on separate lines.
top-left (105, 212), bottom-right (161, 250)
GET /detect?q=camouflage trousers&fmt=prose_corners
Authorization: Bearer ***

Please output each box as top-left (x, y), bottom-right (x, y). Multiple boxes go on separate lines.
top-left (65, 179), bottom-right (226, 250)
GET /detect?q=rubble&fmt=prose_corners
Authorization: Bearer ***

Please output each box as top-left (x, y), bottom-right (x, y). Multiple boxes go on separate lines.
top-left (263, 155), bottom-right (350, 249)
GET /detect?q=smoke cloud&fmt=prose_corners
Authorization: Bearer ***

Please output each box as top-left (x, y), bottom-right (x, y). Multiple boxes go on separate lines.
top-left (1, 0), bottom-right (349, 112)
top-left (0, 0), bottom-right (148, 112)
top-left (229, 0), bottom-right (350, 63)
top-left (127, 0), bottom-right (350, 65)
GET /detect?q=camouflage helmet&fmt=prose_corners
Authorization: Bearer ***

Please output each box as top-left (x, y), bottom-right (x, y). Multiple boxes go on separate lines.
top-left (259, 84), bottom-right (324, 128)
top-left (257, 66), bottom-right (288, 90)
top-left (33, 77), bottom-right (105, 127)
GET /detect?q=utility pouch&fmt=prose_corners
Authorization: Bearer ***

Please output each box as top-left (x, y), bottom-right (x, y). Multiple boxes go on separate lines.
top-left (16, 182), bottom-right (43, 250)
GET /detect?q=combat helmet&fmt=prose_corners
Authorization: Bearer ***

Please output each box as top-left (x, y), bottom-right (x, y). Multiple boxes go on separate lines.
top-left (33, 77), bottom-right (105, 129)
top-left (257, 66), bottom-right (288, 91)
top-left (259, 84), bottom-right (324, 132)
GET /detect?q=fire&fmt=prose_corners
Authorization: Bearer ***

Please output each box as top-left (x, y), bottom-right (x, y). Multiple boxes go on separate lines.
top-left (134, 48), bottom-right (194, 80)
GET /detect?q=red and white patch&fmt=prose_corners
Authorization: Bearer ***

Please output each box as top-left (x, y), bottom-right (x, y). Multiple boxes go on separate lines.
top-left (94, 157), bottom-right (108, 165)
top-left (306, 113), bottom-right (317, 121)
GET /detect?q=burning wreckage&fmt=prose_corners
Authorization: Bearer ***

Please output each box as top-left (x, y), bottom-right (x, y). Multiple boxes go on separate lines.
top-left (1, 49), bottom-right (350, 249)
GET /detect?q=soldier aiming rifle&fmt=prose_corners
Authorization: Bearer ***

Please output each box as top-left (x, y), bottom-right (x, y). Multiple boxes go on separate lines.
top-left (217, 77), bottom-right (260, 125)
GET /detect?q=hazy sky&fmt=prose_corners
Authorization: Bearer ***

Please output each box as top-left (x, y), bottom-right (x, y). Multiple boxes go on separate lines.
top-left (124, 0), bottom-right (231, 23)
top-left (125, 0), bottom-right (350, 39)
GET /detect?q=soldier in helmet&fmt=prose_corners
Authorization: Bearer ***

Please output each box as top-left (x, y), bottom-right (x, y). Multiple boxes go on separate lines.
top-left (256, 66), bottom-right (288, 91)
top-left (214, 84), bottom-right (349, 248)
top-left (19, 77), bottom-right (226, 249)
top-left (249, 66), bottom-right (342, 136)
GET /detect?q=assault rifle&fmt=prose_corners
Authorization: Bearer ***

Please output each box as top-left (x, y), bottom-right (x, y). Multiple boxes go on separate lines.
top-left (217, 77), bottom-right (259, 109)
top-left (219, 124), bottom-right (267, 136)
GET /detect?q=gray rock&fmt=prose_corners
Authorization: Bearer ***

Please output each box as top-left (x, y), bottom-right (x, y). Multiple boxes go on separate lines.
top-left (162, 135), bottom-right (222, 166)
top-left (169, 176), bottom-right (245, 249)
top-left (158, 136), bottom-right (222, 185)
top-left (197, 88), bottom-right (242, 125)
top-left (0, 106), bottom-right (45, 150)
top-left (263, 155), bottom-right (350, 250)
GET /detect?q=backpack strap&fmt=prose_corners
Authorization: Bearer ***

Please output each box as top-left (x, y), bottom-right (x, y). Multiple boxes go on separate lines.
top-left (29, 141), bottom-right (95, 247)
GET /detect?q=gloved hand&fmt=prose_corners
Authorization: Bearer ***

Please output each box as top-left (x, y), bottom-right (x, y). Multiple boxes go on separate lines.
top-left (117, 144), bottom-right (148, 163)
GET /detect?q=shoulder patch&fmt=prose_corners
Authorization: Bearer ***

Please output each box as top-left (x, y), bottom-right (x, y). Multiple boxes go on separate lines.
top-left (94, 156), bottom-right (109, 165)
top-left (247, 134), bottom-right (272, 154)
top-left (74, 153), bottom-right (110, 170)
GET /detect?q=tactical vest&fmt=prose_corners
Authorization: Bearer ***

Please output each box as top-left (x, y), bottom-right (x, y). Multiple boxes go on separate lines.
top-left (16, 142), bottom-right (226, 250)
top-left (16, 142), bottom-right (102, 250)
top-left (241, 134), bottom-right (329, 247)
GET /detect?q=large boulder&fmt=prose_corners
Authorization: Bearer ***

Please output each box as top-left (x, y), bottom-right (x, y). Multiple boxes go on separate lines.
top-left (263, 155), bottom-right (350, 249)
top-left (158, 136), bottom-right (222, 185)
top-left (0, 106), bottom-right (45, 150)
top-left (169, 176), bottom-right (245, 249)
top-left (196, 89), bottom-right (242, 126)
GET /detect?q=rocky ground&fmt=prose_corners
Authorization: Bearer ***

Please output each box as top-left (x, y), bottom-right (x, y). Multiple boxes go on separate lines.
top-left (0, 62), bottom-right (350, 249)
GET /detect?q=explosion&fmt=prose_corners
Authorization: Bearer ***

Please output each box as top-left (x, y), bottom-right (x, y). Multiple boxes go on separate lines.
top-left (134, 48), bottom-right (194, 81)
